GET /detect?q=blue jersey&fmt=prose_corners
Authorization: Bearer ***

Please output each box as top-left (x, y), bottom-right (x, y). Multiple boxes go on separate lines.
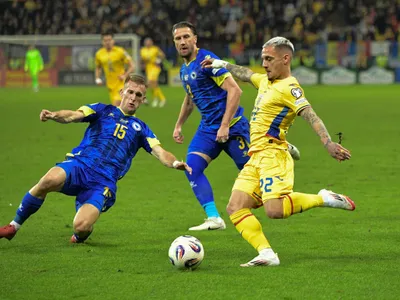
top-left (69, 103), bottom-right (160, 182)
top-left (180, 48), bottom-right (245, 133)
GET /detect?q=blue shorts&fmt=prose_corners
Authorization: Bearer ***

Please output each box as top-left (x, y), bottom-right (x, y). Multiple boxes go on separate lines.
top-left (187, 117), bottom-right (250, 169)
top-left (56, 159), bottom-right (117, 213)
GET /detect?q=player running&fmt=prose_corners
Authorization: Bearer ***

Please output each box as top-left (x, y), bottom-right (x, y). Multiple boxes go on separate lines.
top-left (95, 32), bottom-right (135, 106)
top-left (140, 37), bottom-right (167, 107)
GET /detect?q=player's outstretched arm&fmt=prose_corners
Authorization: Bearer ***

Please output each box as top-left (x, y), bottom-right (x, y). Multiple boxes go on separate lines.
top-left (200, 58), bottom-right (254, 83)
top-left (40, 109), bottom-right (85, 124)
top-left (299, 106), bottom-right (351, 162)
top-left (173, 94), bottom-right (194, 144)
top-left (151, 145), bottom-right (192, 174)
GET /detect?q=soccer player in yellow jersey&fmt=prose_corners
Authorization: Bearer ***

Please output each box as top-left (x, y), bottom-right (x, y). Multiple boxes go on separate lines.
top-left (95, 32), bottom-right (135, 106)
top-left (201, 36), bottom-right (355, 267)
top-left (140, 37), bottom-right (167, 107)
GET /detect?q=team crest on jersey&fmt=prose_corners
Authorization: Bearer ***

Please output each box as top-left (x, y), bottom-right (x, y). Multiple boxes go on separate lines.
top-left (132, 122), bottom-right (141, 131)
top-left (291, 88), bottom-right (303, 99)
top-left (190, 72), bottom-right (197, 79)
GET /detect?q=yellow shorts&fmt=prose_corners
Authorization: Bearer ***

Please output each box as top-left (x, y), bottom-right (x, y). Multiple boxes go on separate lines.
top-left (108, 82), bottom-right (124, 104)
top-left (232, 148), bottom-right (294, 205)
top-left (146, 66), bottom-right (161, 82)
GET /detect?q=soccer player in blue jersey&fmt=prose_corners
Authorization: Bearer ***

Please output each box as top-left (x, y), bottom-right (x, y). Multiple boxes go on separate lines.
top-left (172, 22), bottom-right (300, 231)
top-left (0, 74), bottom-right (191, 243)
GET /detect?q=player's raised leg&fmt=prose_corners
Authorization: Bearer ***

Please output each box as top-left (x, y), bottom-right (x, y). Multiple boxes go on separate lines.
top-left (0, 166), bottom-right (66, 240)
top-left (186, 152), bottom-right (226, 231)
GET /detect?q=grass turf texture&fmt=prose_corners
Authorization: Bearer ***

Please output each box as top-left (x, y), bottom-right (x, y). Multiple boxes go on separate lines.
top-left (0, 85), bottom-right (399, 300)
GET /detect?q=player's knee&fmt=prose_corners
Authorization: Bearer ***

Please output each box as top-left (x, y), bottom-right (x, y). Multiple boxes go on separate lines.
top-left (265, 199), bottom-right (285, 219)
top-left (226, 202), bottom-right (239, 216)
top-left (185, 154), bottom-right (209, 179)
top-left (226, 195), bottom-right (248, 216)
top-left (266, 209), bottom-right (284, 219)
top-left (73, 218), bottom-right (93, 233)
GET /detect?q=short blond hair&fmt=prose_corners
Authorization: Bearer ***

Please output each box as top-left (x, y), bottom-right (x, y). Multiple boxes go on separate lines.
top-left (263, 37), bottom-right (295, 53)
top-left (124, 74), bottom-right (147, 87)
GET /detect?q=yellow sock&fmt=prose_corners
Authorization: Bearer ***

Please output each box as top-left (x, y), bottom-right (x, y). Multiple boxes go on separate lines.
top-left (154, 87), bottom-right (166, 102)
top-left (230, 208), bottom-right (271, 252)
top-left (151, 87), bottom-right (157, 100)
top-left (282, 193), bottom-right (324, 218)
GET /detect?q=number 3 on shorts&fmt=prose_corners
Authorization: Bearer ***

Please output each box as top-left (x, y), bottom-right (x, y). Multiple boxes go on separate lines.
top-left (260, 177), bottom-right (273, 193)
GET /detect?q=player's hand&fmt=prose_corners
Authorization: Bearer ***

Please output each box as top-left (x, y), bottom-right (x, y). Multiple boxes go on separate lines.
top-left (200, 58), bottom-right (228, 69)
top-left (95, 78), bottom-right (103, 85)
top-left (40, 109), bottom-right (55, 122)
top-left (325, 141), bottom-right (351, 162)
top-left (173, 161), bottom-right (192, 175)
top-left (216, 125), bottom-right (229, 143)
top-left (118, 74), bottom-right (126, 81)
top-left (173, 127), bottom-right (184, 144)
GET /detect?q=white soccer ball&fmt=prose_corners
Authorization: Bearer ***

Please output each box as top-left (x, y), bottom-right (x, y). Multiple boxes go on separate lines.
top-left (168, 235), bottom-right (204, 270)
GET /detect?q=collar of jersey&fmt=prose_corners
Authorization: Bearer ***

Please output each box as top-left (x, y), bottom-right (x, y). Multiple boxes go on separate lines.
top-left (104, 46), bottom-right (116, 52)
top-left (118, 107), bottom-right (135, 116)
top-left (185, 48), bottom-right (200, 66)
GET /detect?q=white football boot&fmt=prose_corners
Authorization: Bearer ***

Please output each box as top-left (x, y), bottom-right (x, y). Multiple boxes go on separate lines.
top-left (318, 189), bottom-right (356, 210)
top-left (288, 143), bottom-right (300, 161)
top-left (188, 217), bottom-right (226, 231)
top-left (240, 249), bottom-right (280, 267)
top-left (151, 99), bottom-right (159, 107)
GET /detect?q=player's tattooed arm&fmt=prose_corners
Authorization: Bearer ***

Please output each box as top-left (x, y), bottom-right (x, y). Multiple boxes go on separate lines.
top-left (299, 106), bottom-right (331, 146)
top-left (225, 64), bottom-right (254, 83)
top-left (299, 106), bottom-right (351, 161)
top-left (40, 109), bottom-right (85, 123)
top-left (200, 58), bottom-right (253, 82)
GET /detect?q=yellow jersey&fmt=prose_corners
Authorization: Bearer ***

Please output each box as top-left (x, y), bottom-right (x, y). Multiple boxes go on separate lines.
top-left (140, 45), bottom-right (162, 68)
top-left (95, 46), bottom-right (132, 89)
top-left (248, 74), bottom-right (310, 155)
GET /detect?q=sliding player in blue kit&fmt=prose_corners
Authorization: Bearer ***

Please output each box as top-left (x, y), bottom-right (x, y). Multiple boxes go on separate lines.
top-left (0, 74), bottom-right (191, 243)
top-left (172, 22), bottom-right (300, 231)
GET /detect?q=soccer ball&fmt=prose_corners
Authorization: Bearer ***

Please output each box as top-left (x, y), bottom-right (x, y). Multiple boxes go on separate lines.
top-left (168, 235), bottom-right (204, 270)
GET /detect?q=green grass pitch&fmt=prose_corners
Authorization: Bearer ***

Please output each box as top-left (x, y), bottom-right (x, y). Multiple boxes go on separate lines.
top-left (0, 84), bottom-right (399, 300)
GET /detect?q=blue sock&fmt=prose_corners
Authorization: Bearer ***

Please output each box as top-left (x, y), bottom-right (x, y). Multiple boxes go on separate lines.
top-left (185, 154), bottom-right (220, 218)
top-left (14, 192), bottom-right (44, 225)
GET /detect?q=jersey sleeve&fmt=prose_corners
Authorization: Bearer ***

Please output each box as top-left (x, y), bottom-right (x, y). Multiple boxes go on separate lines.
top-left (250, 73), bottom-right (265, 89)
top-left (121, 48), bottom-right (132, 64)
top-left (78, 103), bottom-right (108, 122)
top-left (202, 52), bottom-right (231, 87)
top-left (140, 122), bottom-right (161, 153)
top-left (281, 84), bottom-right (310, 114)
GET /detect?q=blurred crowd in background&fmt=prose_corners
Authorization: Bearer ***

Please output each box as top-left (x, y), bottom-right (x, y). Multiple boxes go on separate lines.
top-left (2, 0), bottom-right (400, 44)
top-left (1, 0), bottom-right (400, 69)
